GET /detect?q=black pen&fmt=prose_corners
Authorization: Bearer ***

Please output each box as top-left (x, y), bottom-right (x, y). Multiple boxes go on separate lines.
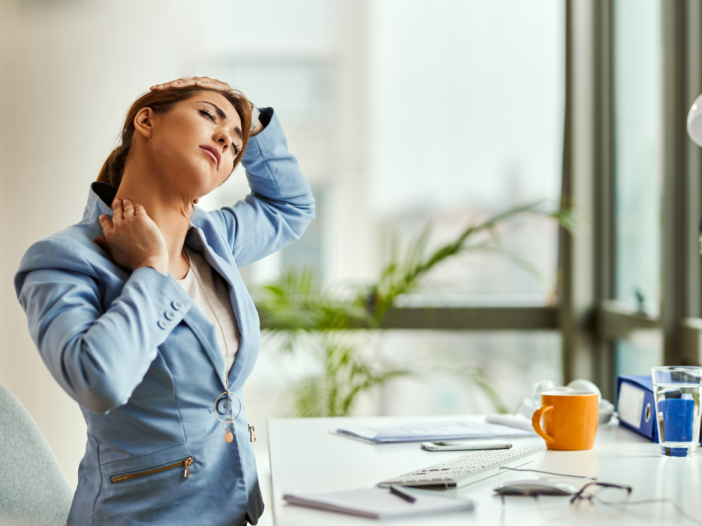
top-left (389, 484), bottom-right (417, 504)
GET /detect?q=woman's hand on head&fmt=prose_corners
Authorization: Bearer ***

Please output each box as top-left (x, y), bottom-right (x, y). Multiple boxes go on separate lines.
top-left (94, 199), bottom-right (169, 276)
top-left (150, 76), bottom-right (232, 92)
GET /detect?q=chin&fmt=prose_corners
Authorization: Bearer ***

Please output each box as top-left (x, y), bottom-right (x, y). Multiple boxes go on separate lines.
top-left (176, 163), bottom-right (216, 194)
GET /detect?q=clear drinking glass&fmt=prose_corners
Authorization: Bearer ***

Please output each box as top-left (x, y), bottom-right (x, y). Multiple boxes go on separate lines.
top-left (651, 366), bottom-right (702, 457)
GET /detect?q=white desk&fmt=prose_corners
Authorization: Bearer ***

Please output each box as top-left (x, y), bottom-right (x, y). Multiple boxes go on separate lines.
top-left (268, 416), bottom-right (702, 525)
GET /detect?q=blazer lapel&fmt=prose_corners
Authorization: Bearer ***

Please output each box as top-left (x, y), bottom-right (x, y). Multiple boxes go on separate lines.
top-left (177, 228), bottom-right (229, 390)
top-left (185, 227), bottom-right (254, 389)
top-left (204, 246), bottom-right (253, 389)
top-left (180, 304), bottom-right (228, 390)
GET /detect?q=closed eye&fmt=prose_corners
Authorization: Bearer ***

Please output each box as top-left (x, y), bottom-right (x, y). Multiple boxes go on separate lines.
top-left (200, 108), bottom-right (241, 156)
top-left (199, 109), bottom-right (216, 122)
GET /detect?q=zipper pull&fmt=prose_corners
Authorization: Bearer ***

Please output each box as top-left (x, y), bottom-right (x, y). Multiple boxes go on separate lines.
top-left (249, 424), bottom-right (256, 443)
top-left (183, 457), bottom-right (194, 479)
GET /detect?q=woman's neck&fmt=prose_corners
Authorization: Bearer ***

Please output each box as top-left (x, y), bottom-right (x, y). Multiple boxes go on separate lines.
top-left (115, 163), bottom-right (193, 278)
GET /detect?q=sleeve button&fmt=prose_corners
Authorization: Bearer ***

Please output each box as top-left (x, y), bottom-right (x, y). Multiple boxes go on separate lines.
top-left (172, 300), bottom-right (183, 311)
top-left (158, 319), bottom-right (168, 329)
top-left (165, 310), bottom-right (176, 320)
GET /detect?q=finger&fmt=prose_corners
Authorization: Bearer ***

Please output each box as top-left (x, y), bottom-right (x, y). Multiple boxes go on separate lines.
top-left (194, 77), bottom-right (231, 91)
top-left (169, 77), bottom-right (197, 88)
top-left (98, 215), bottom-right (113, 234)
top-left (180, 77), bottom-right (207, 89)
top-left (191, 76), bottom-right (225, 87)
top-left (150, 77), bottom-right (187, 90)
top-left (112, 199), bottom-right (124, 224)
top-left (151, 76), bottom-right (228, 92)
top-left (167, 78), bottom-right (188, 88)
top-left (123, 199), bottom-right (135, 218)
top-left (134, 203), bottom-right (146, 217)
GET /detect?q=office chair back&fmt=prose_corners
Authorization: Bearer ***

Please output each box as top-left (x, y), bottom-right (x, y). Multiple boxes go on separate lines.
top-left (0, 383), bottom-right (73, 525)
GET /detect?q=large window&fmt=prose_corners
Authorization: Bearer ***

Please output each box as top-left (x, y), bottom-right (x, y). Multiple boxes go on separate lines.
top-left (369, 0), bottom-right (564, 307)
top-left (614, 0), bottom-right (662, 315)
top-left (613, 0), bottom-right (663, 377)
top-left (204, 0), bottom-right (565, 309)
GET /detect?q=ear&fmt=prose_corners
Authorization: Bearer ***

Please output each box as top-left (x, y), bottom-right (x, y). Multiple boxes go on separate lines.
top-left (133, 107), bottom-right (155, 139)
top-left (193, 198), bottom-right (200, 204)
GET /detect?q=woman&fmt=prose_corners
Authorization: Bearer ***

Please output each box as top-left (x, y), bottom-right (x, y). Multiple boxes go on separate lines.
top-left (14, 76), bottom-right (314, 525)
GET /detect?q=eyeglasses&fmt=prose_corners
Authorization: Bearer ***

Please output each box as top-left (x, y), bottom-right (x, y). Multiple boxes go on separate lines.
top-left (571, 481), bottom-right (632, 515)
top-left (530, 481), bottom-right (631, 520)
top-left (498, 467), bottom-right (702, 525)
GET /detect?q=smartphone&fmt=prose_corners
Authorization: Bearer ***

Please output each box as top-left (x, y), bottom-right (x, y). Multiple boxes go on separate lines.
top-left (420, 442), bottom-right (512, 451)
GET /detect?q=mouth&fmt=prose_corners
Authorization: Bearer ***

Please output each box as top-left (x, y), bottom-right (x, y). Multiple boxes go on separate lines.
top-left (199, 145), bottom-right (220, 169)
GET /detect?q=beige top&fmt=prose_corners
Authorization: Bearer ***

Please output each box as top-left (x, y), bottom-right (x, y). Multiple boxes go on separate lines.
top-left (176, 247), bottom-right (240, 374)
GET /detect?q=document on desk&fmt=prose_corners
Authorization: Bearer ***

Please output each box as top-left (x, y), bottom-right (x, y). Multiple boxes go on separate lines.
top-left (283, 487), bottom-right (474, 519)
top-left (335, 419), bottom-right (535, 444)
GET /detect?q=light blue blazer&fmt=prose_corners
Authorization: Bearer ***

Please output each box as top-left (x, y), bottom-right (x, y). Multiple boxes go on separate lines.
top-left (14, 109), bottom-right (314, 526)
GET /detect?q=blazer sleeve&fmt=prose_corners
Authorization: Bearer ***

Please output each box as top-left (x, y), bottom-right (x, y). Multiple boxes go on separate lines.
top-left (208, 108), bottom-right (316, 268)
top-left (14, 237), bottom-right (193, 414)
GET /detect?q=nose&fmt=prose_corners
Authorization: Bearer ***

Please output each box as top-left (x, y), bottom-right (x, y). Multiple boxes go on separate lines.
top-left (214, 129), bottom-right (231, 151)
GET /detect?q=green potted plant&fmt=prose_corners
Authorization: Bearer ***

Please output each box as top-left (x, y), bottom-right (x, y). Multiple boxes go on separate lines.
top-left (256, 201), bottom-right (575, 417)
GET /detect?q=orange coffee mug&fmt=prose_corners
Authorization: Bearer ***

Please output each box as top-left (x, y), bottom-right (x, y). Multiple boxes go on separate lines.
top-left (531, 391), bottom-right (599, 451)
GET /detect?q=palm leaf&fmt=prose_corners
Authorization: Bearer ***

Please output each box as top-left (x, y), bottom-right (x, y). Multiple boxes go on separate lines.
top-left (256, 201), bottom-right (576, 417)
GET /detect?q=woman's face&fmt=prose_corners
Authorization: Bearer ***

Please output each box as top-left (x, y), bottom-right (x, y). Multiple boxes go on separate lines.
top-left (147, 90), bottom-right (243, 198)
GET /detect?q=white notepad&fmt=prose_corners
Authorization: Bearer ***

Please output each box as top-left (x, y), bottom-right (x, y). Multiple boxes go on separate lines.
top-left (283, 487), bottom-right (475, 520)
top-left (335, 419), bottom-right (534, 444)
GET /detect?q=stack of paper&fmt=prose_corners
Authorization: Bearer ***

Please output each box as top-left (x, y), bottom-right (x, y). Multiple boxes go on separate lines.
top-left (335, 419), bottom-right (535, 444)
top-left (283, 487), bottom-right (474, 519)
top-left (485, 414), bottom-right (536, 432)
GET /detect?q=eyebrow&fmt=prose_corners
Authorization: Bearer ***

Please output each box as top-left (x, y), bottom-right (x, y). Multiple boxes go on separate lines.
top-left (198, 101), bottom-right (243, 139)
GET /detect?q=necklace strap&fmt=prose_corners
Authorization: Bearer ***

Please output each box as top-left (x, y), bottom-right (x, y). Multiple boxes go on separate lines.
top-left (182, 248), bottom-right (231, 389)
top-left (182, 247), bottom-right (238, 443)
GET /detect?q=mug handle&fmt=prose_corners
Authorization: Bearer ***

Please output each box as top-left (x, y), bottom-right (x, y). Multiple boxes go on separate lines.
top-left (532, 405), bottom-right (555, 445)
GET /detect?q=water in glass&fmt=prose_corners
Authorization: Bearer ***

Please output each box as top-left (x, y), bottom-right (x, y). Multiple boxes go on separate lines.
top-left (652, 366), bottom-right (702, 458)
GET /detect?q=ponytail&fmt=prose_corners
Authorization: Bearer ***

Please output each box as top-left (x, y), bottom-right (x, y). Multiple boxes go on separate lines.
top-left (97, 143), bottom-right (131, 187)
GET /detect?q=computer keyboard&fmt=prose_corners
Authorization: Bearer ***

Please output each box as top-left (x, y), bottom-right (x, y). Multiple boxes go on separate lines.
top-left (378, 446), bottom-right (543, 489)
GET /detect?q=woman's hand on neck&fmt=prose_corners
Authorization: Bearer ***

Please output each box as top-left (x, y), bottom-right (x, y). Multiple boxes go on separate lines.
top-left (115, 158), bottom-right (196, 279)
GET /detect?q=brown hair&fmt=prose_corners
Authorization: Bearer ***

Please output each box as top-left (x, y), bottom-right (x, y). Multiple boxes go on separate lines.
top-left (97, 86), bottom-right (252, 187)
